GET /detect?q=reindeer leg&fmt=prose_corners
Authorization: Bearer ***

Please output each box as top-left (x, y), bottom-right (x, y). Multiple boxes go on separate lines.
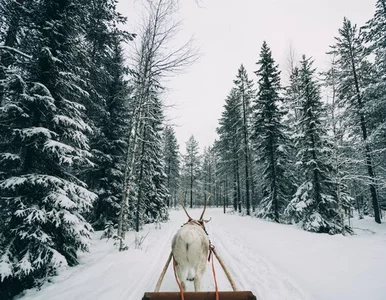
top-left (193, 275), bottom-right (201, 292)
top-left (174, 260), bottom-right (187, 291)
top-left (194, 260), bottom-right (206, 292)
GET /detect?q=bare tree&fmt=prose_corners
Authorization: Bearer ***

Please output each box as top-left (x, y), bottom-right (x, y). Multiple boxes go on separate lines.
top-left (117, 0), bottom-right (198, 250)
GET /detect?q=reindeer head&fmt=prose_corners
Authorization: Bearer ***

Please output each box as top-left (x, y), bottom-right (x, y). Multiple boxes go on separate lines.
top-left (181, 194), bottom-right (211, 229)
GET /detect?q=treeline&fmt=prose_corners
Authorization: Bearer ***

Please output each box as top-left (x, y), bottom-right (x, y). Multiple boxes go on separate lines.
top-left (181, 2), bottom-right (386, 235)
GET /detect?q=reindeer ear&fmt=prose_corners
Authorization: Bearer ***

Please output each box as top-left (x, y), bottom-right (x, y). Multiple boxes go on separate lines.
top-left (203, 217), bottom-right (212, 223)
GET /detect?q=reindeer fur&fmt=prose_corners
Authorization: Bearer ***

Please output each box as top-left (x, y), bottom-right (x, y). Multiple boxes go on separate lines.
top-left (172, 221), bottom-right (209, 291)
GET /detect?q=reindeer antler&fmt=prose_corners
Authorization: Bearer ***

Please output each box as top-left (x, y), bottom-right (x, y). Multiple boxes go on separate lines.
top-left (179, 191), bottom-right (192, 220)
top-left (199, 194), bottom-right (211, 221)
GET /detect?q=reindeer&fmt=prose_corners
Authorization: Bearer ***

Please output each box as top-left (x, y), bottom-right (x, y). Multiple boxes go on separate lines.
top-left (171, 196), bottom-right (211, 292)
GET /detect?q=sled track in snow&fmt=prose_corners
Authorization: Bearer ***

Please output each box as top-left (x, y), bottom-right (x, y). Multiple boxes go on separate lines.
top-left (126, 224), bottom-right (177, 300)
top-left (209, 227), bottom-right (313, 300)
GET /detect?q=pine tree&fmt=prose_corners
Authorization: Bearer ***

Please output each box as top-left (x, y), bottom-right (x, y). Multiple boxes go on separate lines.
top-left (252, 42), bottom-right (291, 222)
top-left (282, 66), bottom-right (303, 197)
top-left (0, 0), bottom-right (96, 297)
top-left (86, 34), bottom-right (131, 231)
top-left (284, 56), bottom-right (343, 234)
top-left (201, 146), bottom-right (215, 204)
top-left (363, 0), bottom-right (386, 211)
top-left (234, 65), bottom-right (255, 215)
top-left (323, 57), bottom-right (355, 232)
top-left (330, 18), bottom-right (381, 223)
top-left (0, 0), bottom-right (34, 105)
top-left (217, 88), bottom-right (243, 212)
top-left (182, 135), bottom-right (201, 208)
top-left (163, 125), bottom-right (180, 207)
top-left (134, 94), bottom-right (169, 231)
top-left (79, 0), bottom-right (135, 232)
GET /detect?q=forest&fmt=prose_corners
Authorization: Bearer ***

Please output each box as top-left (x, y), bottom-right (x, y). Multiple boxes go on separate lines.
top-left (0, 0), bottom-right (385, 299)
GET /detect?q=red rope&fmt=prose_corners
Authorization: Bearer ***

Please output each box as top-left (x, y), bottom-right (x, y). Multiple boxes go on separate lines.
top-left (172, 256), bottom-right (185, 300)
top-left (173, 243), bottom-right (219, 300)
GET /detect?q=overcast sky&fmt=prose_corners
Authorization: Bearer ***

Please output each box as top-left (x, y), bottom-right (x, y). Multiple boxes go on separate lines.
top-left (117, 0), bottom-right (377, 153)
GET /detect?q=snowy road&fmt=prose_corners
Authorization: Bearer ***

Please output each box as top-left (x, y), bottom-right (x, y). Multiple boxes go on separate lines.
top-left (20, 208), bottom-right (386, 300)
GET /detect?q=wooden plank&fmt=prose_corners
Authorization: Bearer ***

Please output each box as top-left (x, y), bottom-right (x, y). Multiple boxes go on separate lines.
top-left (142, 291), bottom-right (257, 300)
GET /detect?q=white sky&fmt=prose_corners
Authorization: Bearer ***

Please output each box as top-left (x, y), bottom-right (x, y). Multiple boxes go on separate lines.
top-left (117, 0), bottom-right (376, 153)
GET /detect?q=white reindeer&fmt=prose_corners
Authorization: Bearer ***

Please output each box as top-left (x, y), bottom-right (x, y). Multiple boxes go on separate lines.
top-left (171, 196), bottom-right (211, 291)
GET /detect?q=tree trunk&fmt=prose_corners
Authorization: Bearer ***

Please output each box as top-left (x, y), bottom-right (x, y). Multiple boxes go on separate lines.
top-left (136, 125), bottom-right (147, 232)
top-left (190, 163), bottom-right (193, 208)
top-left (249, 151), bottom-right (256, 212)
top-left (167, 158), bottom-right (171, 207)
top-left (236, 159), bottom-right (242, 213)
top-left (117, 97), bottom-right (143, 250)
top-left (241, 93), bottom-right (251, 215)
top-left (269, 135), bottom-right (279, 222)
top-left (350, 53), bottom-right (381, 223)
top-left (233, 160), bottom-right (238, 211)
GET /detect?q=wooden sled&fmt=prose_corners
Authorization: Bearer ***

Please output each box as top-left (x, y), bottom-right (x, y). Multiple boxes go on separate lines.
top-left (143, 250), bottom-right (258, 300)
top-left (142, 291), bottom-right (257, 300)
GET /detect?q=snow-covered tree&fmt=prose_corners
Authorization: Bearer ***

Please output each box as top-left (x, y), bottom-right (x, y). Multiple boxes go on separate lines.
top-left (216, 88), bottom-right (243, 212)
top-left (117, 0), bottom-right (196, 247)
top-left (284, 56), bottom-right (343, 234)
top-left (330, 18), bottom-right (381, 223)
top-left (134, 94), bottom-right (169, 232)
top-left (86, 35), bottom-right (132, 231)
top-left (182, 135), bottom-right (201, 208)
top-left (201, 146), bottom-right (216, 204)
top-left (252, 41), bottom-right (292, 222)
top-left (0, 0), bottom-right (96, 297)
top-left (163, 125), bottom-right (180, 207)
top-left (363, 0), bottom-right (386, 211)
top-left (0, 0), bottom-right (34, 105)
top-left (78, 0), bottom-right (135, 232)
top-left (234, 64), bottom-right (255, 215)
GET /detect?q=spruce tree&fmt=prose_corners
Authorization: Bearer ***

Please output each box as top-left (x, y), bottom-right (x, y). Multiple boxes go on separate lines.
top-left (182, 136), bottom-right (201, 208)
top-left (282, 66), bottom-right (303, 196)
top-left (233, 65), bottom-right (255, 215)
top-left (0, 0), bottom-right (34, 105)
top-left (252, 42), bottom-right (291, 222)
top-left (80, 0), bottom-right (134, 231)
top-left (135, 95), bottom-right (169, 231)
top-left (87, 34), bottom-right (131, 231)
top-left (363, 0), bottom-right (386, 211)
top-left (201, 146), bottom-right (215, 204)
top-left (284, 56), bottom-right (343, 234)
top-left (163, 125), bottom-right (180, 207)
top-left (217, 88), bottom-right (243, 212)
top-left (0, 0), bottom-right (96, 297)
top-left (330, 18), bottom-right (381, 223)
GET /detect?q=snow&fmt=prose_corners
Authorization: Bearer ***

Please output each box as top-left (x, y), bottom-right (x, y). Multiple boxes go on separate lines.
top-left (18, 127), bottom-right (56, 139)
top-left (18, 252), bottom-right (33, 276)
top-left (44, 140), bottom-right (76, 154)
top-left (18, 209), bottom-right (386, 300)
top-left (0, 255), bottom-right (13, 281)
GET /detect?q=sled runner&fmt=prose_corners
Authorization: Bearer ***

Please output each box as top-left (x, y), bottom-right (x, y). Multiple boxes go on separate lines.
top-left (142, 291), bottom-right (257, 300)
